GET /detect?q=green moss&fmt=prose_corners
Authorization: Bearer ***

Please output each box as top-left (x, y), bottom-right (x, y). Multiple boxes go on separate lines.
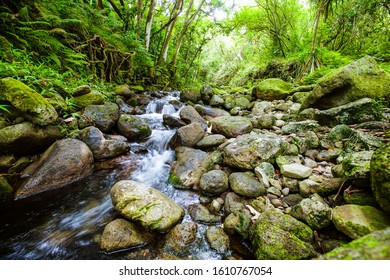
top-left (168, 173), bottom-right (183, 187)
top-left (73, 92), bottom-right (105, 107)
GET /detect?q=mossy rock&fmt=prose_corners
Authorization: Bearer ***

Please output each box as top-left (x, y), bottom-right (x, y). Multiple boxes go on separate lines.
top-left (249, 210), bottom-right (316, 260)
top-left (318, 227), bottom-right (390, 260)
top-left (370, 143), bottom-right (390, 213)
top-left (117, 114), bottom-right (152, 141)
top-left (127, 85), bottom-right (145, 93)
top-left (252, 78), bottom-right (293, 101)
top-left (210, 116), bottom-right (252, 138)
top-left (180, 88), bottom-right (201, 103)
top-left (301, 56), bottom-right (390, 110)
top-left (332, 204), bottom-right (390, 239)
top-left (0, 176), bottom-right (13, 204)
top-left (73, 91), bottom-right (105, 107)
top-left (0, 77), bottom-right (58, 126)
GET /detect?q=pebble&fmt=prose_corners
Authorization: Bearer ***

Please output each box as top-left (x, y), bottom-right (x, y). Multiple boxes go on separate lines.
top-left (281, 187), bottom-right (290, 196)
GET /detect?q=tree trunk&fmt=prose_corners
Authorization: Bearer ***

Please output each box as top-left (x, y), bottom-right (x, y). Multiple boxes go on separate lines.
top-left (96, 0), bottom-right (103, 10)
top-left (145, 0), bottom-right (156, 51)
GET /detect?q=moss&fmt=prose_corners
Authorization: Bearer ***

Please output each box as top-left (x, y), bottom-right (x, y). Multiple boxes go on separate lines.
top-left (168, 173), bottom-right (183, 188)
top-left (0, 176), bottom-right (13, 204)
top-left (73, 92), bottom-right (105, 107)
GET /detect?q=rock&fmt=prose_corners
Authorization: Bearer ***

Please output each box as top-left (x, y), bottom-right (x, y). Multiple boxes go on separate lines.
top-left (110, 180), bottom-right (184, 232)
top-left (100, 218), bottom-right (154, 253)
top-left (229, 172), bottom-right (266, 198)
top-left (332, 204), bottom-right (390, 239)
top-left (210, 116), bottom-right (252, 138)
top-left (179, 105), bottom-right (207, 126)
top-left (333, 151), bottom-right (373, 179)
top-left (163, 114), bottom-right (186, 128)
top-left (290, 193), bottom-right (332, 229)
top-left (210, 95), bottom-right (225, 107)
top-left (253, 114), bottom-right (275, 129)
top-left (223, 211), bottom-right (252, 239)
top-left (0, 176), bottom-right (13, 204)
top-left (44, 92), bottom-right (66, 112)
top-left (15, 139), bottom-right (94, 199)
top-left (282, 177), bottom-right (299, 193)
top-left (222, 132), bottom-right (287, 170)
top-left (199, 170), bottom-right (229, 196)
top-left (71, 85), bottom-right (91, 97)
top-left (114, 84), bottom-right (133, 98)
top-left (196, 134), bottom-right (226, 148)
top-left (180, 88), bottom-right (201, 103)
top-left (0, 155), bottom-right (16, 172)
top-left (281, 120), bottom-right (320, 135)
top-left (164, 222), bottom-right (197, 252)
top-left (299, 179), bottom-right (320, 198)
top-left (249, 211), bottom-right (316, 260)
top-left (117, 114), bottom-right (152, 141)
top-left (79, 126), bottom-right (129, 161)
top-left (170, 146), bottom-right (213, 189)
top-left (0, 122), bottom-right (63, 155)
top-left (316, 149), bottom-right (342, 162)
top-left (188, 204), bottom-right (221, 224)
top-left (200, 84), bottom-right (214, 104)
top-left (224, 192), bottom-right (249, 215)
top-left (82, 103), bottom-right (120, 132)
top-left (127, 85), bottom-right (145, 93)
top-left (343, 190), bottom-right (379, 207)
top-left (252, 78), bottom-right (293, 101)
top-left (0, 77), bottom-right (58, 126)
top-left (318, 227), bottom-right (390, 260)
top-left (210, 198), bottom-right (224, 213)
top-left (252, 101), bottom-right (272, 115)
top-left (370, 143), bottom-right (390, 213)
top-left (280, 163), bottom-right (312, 179)
top-left (73, 91), bottom-right (105, 107)
top-left (206, 226), bottom-right (230, 253)
top-left (301, 56), bottom-right (390, 110)
top-left (171, 122), bottom-right (206, 147)
top-left (311, 175), bottom-right (344, 197)
top-left (315, 98), bottom-right (383, 127)
top-left (194, 104), bottom-right (230, 119)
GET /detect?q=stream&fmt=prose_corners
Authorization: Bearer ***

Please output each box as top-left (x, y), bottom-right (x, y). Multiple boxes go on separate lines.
top-left (0, 92), bottom-right (238, 260)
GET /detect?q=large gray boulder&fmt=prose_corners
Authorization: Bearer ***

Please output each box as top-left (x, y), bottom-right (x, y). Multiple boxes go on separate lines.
top-left (170, 147), bottom-right (213, 189)
top-left (15, 139), bottom-right (94, 199)
top-left (79, 126), bottom-right (129, 161)
top-left (82, 102), bottom-right (120, 132)
top-left (170, 122), bottom-right (206, 148)
top-left (110, 180), bottom-right (184, 232)
top-left (210, 116), bottom-right (253, 138)
top-left (370, 143), bottom-right (390, 213)
top-left (0, 122), bottom-right (63, 155)
top-left (249, 211), bottom-right (316, 260)
top-left (222, 132), bottom-right (288, 170)
top-left (117, 114), bottom-right (152, 141)
top-left (100, 218), bottom-right (154, 253)
top-left (301, 56), bottom-right (390, 110)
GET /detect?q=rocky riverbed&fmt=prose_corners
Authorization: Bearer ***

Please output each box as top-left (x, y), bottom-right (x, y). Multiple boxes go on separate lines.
top-left (1, 55), bottom-right (390, 260)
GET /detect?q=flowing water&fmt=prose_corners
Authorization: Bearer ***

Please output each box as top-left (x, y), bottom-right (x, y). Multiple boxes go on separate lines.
top-left (0, 91), bottom-right (234, 260)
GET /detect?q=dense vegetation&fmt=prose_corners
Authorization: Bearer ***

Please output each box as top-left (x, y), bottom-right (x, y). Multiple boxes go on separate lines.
top-left (0, 0), bottom-right (389, 90)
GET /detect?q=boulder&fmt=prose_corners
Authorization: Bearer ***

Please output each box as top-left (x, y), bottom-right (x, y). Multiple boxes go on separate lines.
top-left (252, 101), bottom-right (272, 116)
top-left (71, 85), bottom-right (91, 97)
top-left (180, 88), bottom-right (201, 103)
top-left (301, 56), bottom-right (390, 110)
top-left (0, 77), bottom-right (58, 126)
top-left (82, 102), bottom-right (120, 132)
top-left (199, 170), bottom-right (229, 196)
top-left (315, 98), bottom-right (383, 127)
top-left (164, 222), bottom-right (197, 252)
top-left (370, 143), bottom-right (390, 213)
top-left (194, 104), bottom-right (230, 118)
top-left (0, 176), bottom-right (13, 204)
top-left (222, 132), bottom-right (287, 170)
top-left (73, 91), bottom-right (105, 107)
top-left (163, 114), bottom-right (186, 128)
top-left (281, 120), bottom-right (320, 135)
top-left (249, 211), bottom-right (316, 260)
top-left (110, 180), bottom-right (184, 232)
top-left (224, 192), bottom-right (250, 215)
top-left (114, 84), bottom-right (133, 98)
top-left (171, 122), bottom-right (206, 147)
top-left (280, 163), bottom-right (312, 179)
top-left (206, 226), bottom-right (230, 253)
top-left (0, 122), bottom-right (63, 155)
top-left (179, 105), bottom-right (207, 126)
top-left (332, 204), bottom-right (390, 239)
top-left (332, 151), bottom-right (373, 179)
top-left (170, 146), bottom-right (213, 189)
top-left (229, 172), bottom-right (266, 198)
top-left (15, 139), bottom-right (94, 199)
top-left (210, 116), bottom-right (252, 138)
top-left (188, 204), bottom-right (221, 224)
top-left (290, 193), bottom-right (332, 230)
top-left (210, 95), bottom-right (225, 107)
top-left (100, 218), bottom-right (154, 253)
top-left (196, 134), bottom-right (226, 148)
top-left (223, 211), bottom-right (252, 239)
top-left (117, 114), bottom-right (152, 141)
top-left (79, 126), bottom-right (129, 161)
top-left (200, 84), bottom-right (214, 104)
top-left (252, 78), bottom-right (293, 101)
top-left (319, 227), bottom-right (390, 260)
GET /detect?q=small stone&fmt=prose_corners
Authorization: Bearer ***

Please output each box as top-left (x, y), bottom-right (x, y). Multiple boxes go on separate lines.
top-left (280, 163), bottom-right (312, 179)
top-left (281, 188), bottom-right (290, 196)
top-left (267, 186), bottom-right (282, 197)
top-left (206, 226), bottom-right (230, 253)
